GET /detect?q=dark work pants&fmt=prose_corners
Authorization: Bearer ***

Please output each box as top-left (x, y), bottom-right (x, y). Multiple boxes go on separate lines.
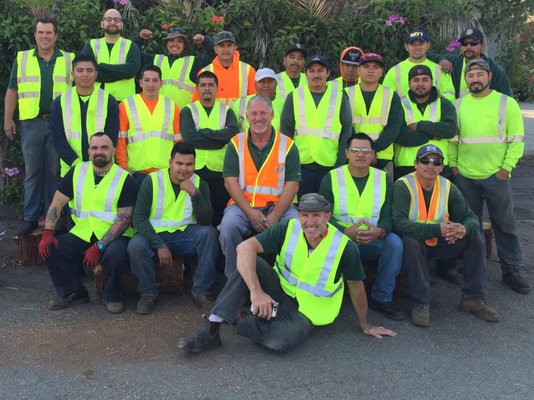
top-left (45, 232), bottom-right (129, 301)
top-left (212, 257), bottom-right (313, 352)
top-left (401, 235), bottom-right (487, 305)
top-left (299, 167), bottom-right (330, 198)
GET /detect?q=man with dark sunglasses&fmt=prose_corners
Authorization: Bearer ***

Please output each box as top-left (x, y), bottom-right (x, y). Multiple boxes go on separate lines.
top-left (427, 28), bottom-right (512, 98)
top-left (393, 144), bottom-right (500, 327)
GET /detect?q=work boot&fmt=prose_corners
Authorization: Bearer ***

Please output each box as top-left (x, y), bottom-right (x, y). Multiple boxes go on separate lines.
top-left (502, 270), bottom-right (530, 294)
top-left (369, 298), bottom-right (405, 321)
top-left (47, 290), bottom-right (89, 310)
top-left (411, 305), bottom-right (430, 327)
top-left (136, 294), bottom-right (158, 315)
top-left (459, 298), bottom-right (501, 322)
top-left (192, 295), bottom-right (214, 314)
top-left (435, 268), bottom-right (463, 285)
top-left (15, 220), bottom-right (38, 236)
top-left (102, 298), bottom-right (125, 314)
top-left (178, 319), bottom-right (222, 353)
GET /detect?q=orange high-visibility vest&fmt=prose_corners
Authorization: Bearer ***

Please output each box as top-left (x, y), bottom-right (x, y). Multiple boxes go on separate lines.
top-left (228, 131), bottom-right (293, 207)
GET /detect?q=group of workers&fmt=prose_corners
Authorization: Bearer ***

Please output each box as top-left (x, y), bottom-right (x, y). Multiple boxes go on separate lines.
top-left (3, 8), bottom-right (528, 354)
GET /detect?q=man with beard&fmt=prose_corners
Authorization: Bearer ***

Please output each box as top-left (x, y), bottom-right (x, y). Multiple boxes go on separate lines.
top-left (134, 27), bottom-right (215, 108)
top-left (383, 29), bottom-right (455, 102)
top-left (275, 43), bottom-right (308, 101)
top-left (280, 55), bottom-right (353, 196)
top-left (428, 28), bottom-right (512, 98)
top-left (393, 65), bottom-right (457, 181)
top-left (233, 68), bottom-right (285, 131)
top-left (38, 132), bottom-right (137, 313)
top-left (4, 17), bottom-right (74, 236)
top-left (332, 46), bottom-right (363, 89)
top-left (218, 96), bottom-right (300, 278)
top-left (82, 8), bottom-right (141, 101)
top-left (181, 71), bottom-right (240, 226)
top-left (450, 59), bottom-right (529, 294)
top-left (179, 193), bottom-right (396, 354)
top-left (50, 54), bottom-right (119, 177)
top-left (393, 144), bottom-right (501, 327)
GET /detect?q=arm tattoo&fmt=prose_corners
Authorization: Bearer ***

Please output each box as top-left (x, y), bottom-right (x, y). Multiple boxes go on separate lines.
top-left (100, 207), bottom-right (133, 245)
top-left (45, 207), bottom-right (60, 230)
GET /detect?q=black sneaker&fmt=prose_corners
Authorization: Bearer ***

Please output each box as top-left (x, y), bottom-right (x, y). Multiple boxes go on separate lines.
top-left (15, 221), bottom-right (38, 236)
top-left (48, 290), bottom-right (89, 310)
top-left (435, 268), bottom-right (463, 285)
top-left (369, 298), bottom-right (405, 321)
top-left (503, 271), bottom-right (530, 294)
top-left (136, 294), bottom-right (158, 314)
top-left (178, 319), bottom-right (222, 353)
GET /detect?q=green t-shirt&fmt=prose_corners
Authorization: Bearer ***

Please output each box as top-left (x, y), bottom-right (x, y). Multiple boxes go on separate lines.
top-left (255, 219), bottom-right (365, 282)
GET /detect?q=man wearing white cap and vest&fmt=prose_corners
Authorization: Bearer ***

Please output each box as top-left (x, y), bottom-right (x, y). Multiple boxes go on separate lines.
top-left (393, 144), bottom-right (501, 327)
top-left (116, 64), bottom-right (181, 185)
top-left (4, 16), bottom-right (74, 236)
top-left (280, 54), bottom-right (353, 196)
top-left (346, 52), bottom-right (403, 170)
top-left (218, 95), bottom-right (300, 278)
top-left (38, 132), bottom-right (137, 314)
top-left (127, 142), bottom-right (219, 314)
top-left (181, 71), bottom-right (240, 226)
top-left (134, 27), bottom-right (215, 108)
top-left (81, 8), bottom-right (141, 101)
top-left (275, 43), bottom-right (308, 101)
top-left (50, 54), bottom-right (119, 177)
top-left (383, 29), bottom-right (455, 102)
top-left (333, 46), bottom-right (364, 89)
top-left (319, 133), bottom-right (404, 321)
top-left (393, 64), bottom-right (457, 181)
top-left (428, 28), bottom-right (512, 98)
top-left (192, 31), bottom-right (256, 106)
top-left (451, 59), bottom-right (529, 294)
top-left (179, 193), bottom-right (396, 354)
top-left (233, 68), bottom-right (285, 132)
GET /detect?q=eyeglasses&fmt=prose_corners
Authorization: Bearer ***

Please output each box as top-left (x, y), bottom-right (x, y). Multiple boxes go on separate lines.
top-left (418, 157), bottom-right (443, 166)
top-left (102, 17), bottom-right (122, 23)
top-left (349, 147), bottom-right (373, 154)
top-left (460, 40), bottom-right (481, 47)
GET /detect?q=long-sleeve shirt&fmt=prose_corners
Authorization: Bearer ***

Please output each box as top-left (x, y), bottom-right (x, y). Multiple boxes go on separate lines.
top-left (132, 170), bottom-right (213, 247)
top-left (392, 178), bottom-right (480, 240)
top-left (280, 90), bottom-right (354, 172)
top-left (50, 91), bottom-right (119, 167)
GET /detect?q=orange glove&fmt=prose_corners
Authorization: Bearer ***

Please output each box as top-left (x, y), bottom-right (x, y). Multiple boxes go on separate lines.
top-left (39, 229), bottom-right (58, 260)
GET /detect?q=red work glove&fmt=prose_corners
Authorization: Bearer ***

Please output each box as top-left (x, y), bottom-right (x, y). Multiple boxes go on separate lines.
top-left (38, 229), bottom-right (59, 260)
top-left (83, 243), bottom-right (102, 268)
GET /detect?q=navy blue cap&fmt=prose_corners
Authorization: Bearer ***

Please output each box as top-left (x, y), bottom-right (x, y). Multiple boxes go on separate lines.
top-left (406, 29), bottom-right (429, 44)
top-left (305, 55), bottom-right (329, 70)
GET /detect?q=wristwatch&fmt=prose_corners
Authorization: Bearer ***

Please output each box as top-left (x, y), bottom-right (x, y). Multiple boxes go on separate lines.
top-left (96, 241), bottom-right (106, 252)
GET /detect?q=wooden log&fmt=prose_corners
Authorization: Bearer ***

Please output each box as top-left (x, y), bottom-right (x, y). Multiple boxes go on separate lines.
top-left (14, 228), bottom-right (43, 267)
top-left (95, 256), bottom-right (184, 296)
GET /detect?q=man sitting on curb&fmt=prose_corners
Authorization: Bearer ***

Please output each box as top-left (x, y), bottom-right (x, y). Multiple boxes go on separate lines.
top-left (179, 193), bottom-right (396, 354)
top-left (393, 144), bottom-right (501, 327)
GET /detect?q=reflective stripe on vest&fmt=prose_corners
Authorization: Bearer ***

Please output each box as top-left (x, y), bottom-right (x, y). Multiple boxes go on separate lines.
top-left (16, 49), bottom-right (73, 119)
top-left (203, 61), bottom-right (249, 106)
top-left (148, 169), bottom-right (199, 232)
top-left (393, 61), bottom-right (443, 99)
top-left (274, 219), bottom-right (348, 326)
top-left (331, 166), bottom-right (385, 227)
top-left (154, 54), bottom-right (195, 108)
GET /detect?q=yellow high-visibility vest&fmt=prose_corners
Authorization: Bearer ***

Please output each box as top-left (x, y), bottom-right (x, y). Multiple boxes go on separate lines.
top-left (153, 54), bottom-right (195, 108)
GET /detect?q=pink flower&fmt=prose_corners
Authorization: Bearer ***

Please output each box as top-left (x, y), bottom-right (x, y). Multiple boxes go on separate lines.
top-left (385, 14), bottom-right (405, 27)
top-left (385, 20), bottom-right (392, 27)
top-left (398, 17), bottom-right (405, 25)
top-left (1, 167), bottom-right (20, 177)
top-left (446, 38), bottom-right (461, 52)
top-left (161, 23), bottom-right (169, 30)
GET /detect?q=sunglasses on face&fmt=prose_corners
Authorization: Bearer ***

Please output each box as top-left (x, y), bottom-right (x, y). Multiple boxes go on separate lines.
top-left (349, 147), bottom-right (373, 154)
top-left (460, 40), bottom-right (481, 47)
top-left (418, 157), bottom-right (443, 166)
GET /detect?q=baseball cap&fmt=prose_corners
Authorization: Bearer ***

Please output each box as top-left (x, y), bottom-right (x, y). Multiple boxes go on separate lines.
top-left (408, 64), bottom-right (433, 81)
top-left (406, 29), bottom-right (429, 44)
top-left (163, 28), bottom-right (187, 42)
top-left (214, 31), bottom-right (236, 45)
top-left (296, 193), bottom-right (331, 212)
top-left (465, 59), bottom-right (490, 74)
top-left (459, 28), bottom-right (484, 42)
top-left (285, 43), bottom-right (307, 58)
top-left (255, 68), bottom-right (277, 81)
top-left (304, 55), bottom-right (329, 70)
top-left (359, 52), bottom-right (384, 67)
top-left (416, 144), bottom-right (444, 159)
top-left (341, 48), bottom-right (363, 65)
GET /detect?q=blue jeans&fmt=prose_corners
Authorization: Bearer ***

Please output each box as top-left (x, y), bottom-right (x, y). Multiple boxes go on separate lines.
top-left (127, 225), bottom-right (219, 297)
top-left (218, 204), bottom-right (298, 278)
top-left (19, 118), bottom-right (59, 221)
top-left (358, 233), bottom-right (403, 302)
top-left (454, 173), bottom-right (524, 273)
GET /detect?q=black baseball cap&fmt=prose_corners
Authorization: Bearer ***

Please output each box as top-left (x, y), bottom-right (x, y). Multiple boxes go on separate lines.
top-left (459, 28), bottom-right (484, 42)
top-left (408, 64), bottom-right (433, 81)
top-left (305, 55), bottom-right (329, 70)
top-left (359, 52), bottom-right (384, 67)
top-left (285, 43), bottom-right (307, 58)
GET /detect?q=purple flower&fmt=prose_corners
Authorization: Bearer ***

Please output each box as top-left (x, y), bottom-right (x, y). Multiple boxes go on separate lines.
top-left (1, 167), bottom-right (20, 177)
top-left (385, 20), bottom-right (392, 27)
top-left (388, 14), bottom-right (398, 22)
top-left (398, 17), bottom-right (405, 25)
top-left (385, 14), bottom-right (405, 27)
top-left (446, 38), bottom-right (461, 52)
